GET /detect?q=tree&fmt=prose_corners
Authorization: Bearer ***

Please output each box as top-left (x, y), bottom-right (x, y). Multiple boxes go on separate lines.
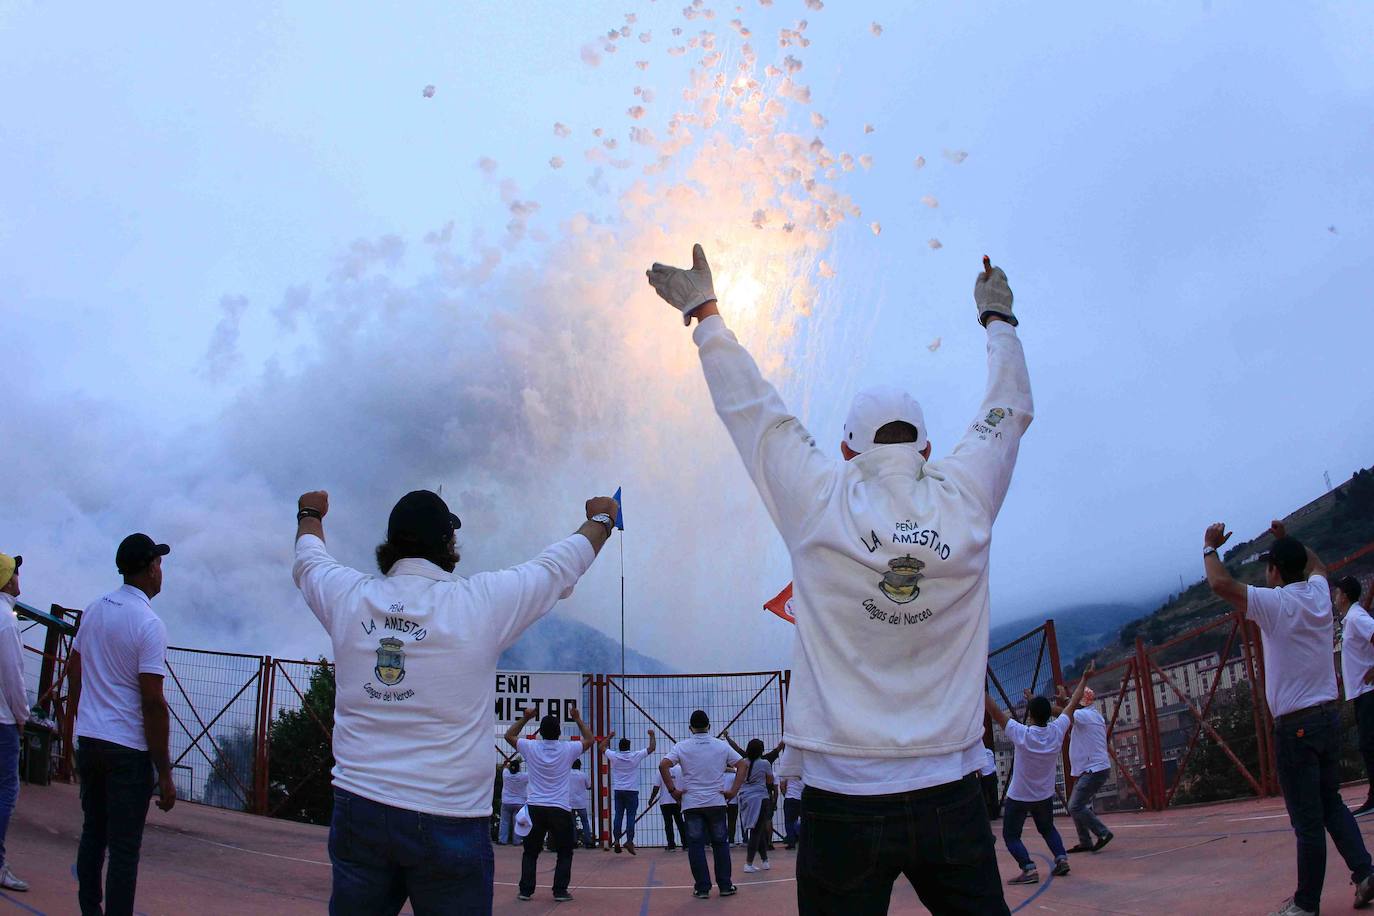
top-left (1173, 685), bottom-right (1264, 805)
top-left (267, 662), bottom-right (335, 825)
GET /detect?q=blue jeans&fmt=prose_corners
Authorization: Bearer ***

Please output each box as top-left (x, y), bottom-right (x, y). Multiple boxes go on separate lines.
top-left (783, 797), bottom-right (801, 845)
top-left (0, 726), bottom-right (18, 868)
top-left (571, 807), bottom-right (593, 847)
top-left (76, 737), bottom-right (155, 916)
top-left (497, 803), bottom-right (521, 844)
top-left (798, 777), bottom-right (1008, 915)
top-left (1068, 769), bottom-right (1111, 846)
top-left (612, 789), bottom-right (638, 843)
top-left (1002, 797), bottom-right (1067, 871)
top-left (683, 806), bottom-right (733, 894)
top-left (1275, 704), bottom-right (1374, 911)
top-left (329, 787), bottom-right (494, 916)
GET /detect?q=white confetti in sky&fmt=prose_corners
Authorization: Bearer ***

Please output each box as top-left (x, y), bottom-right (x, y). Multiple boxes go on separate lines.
top-left (943, 149), bottom-right (969, 164)
top-left (914, 155), bottom-right (926, 169)
top-left (928, 238), bottom-right (943, 250)
top-left (422, 84), bottom-right (435, 98)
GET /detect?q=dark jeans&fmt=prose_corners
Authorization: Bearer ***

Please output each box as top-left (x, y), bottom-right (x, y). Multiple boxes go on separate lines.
top-left (1068, 769), bottom-right (1111, 846)
top-left (798, 776), bottom-right (1009, 916)
top-left (77, 737), bottom-right (155, 916)
top-left (1002, 797), bottom-right (1067, 870)
top-left (783, 797), bottom-right (801, 845)
top-left (726, 802), bottom-right (738, 843)
top-left (571, 807), bottom-right (593, 848)
top-left (683, 806), bottom-right (733, 894)
top-left (0, 726), bottom-right (18, 869)
top-left (1355, 692), bottom-right (1374, 793)
top-left (1275, 705), bottom-right (1374, 911)
top-left (612, 789), bottom-right (638, 844)
top-left (660, 802), bottom-right (686, 848)
top-left (329, 787), bottom-right (493, 915)
top-left (519, 805), bottom-right (575, 898)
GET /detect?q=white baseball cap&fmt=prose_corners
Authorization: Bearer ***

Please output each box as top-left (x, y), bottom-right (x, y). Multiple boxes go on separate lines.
top-left (842, 386), bottom-right (927, 454)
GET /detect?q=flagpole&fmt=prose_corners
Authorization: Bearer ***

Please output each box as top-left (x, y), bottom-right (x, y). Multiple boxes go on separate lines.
top-left (619, 529), bottom-right (626, 730)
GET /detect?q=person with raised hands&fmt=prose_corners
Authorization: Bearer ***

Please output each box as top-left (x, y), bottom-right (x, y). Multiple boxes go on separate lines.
top-left (647, 245), bottom-right (1031, 915)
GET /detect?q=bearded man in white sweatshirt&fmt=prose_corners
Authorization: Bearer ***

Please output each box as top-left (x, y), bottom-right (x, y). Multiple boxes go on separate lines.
top-left (647, 246), bottom-right (1031, 915)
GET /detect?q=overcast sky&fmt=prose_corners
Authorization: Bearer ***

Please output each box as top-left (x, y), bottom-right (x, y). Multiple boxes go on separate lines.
top-left (3, 1), bottom-right (1372, 670)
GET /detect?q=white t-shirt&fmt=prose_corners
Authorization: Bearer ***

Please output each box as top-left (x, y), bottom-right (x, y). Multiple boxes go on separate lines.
top-left (568, 768), bottom-right (591, 810)
top-left (721, 770), bottom-right (739, 804)
top-left (501, 770), bottom-right (528, 805)
top-left (518, 737), bottom-right (585, 810)
top-left (1068, 707), bottom-right (1111, 777)
top-left (665, 733), bottom-right (740, 812)
top-left (293, 533), bottom-right (596, 818)
top-left (1343, 605), bottom-right (1374, 702)
top-left (783, 775), bottom-right (804, 800)
top-left (980, 748), bottom-right (997, 777)
top-left (1247, 574), bottom-right (1339, 717)
top-left (73, 585), bottom-right (168, 751)
top-left (1004, 716), bottom-right (1069, 802)
top-left (0, 594), bottom-right (30, 726)
top-left (800, 745), bottom-right (987, 795)
top-left (606, 748), bottom-right (648, 791)
top-left (657, 763), bottom-right (683, 800)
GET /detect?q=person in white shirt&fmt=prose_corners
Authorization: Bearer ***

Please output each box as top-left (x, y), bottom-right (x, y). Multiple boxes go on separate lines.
top-left (0, 552), bottom-right (30, 893)
top-left (1335, 577), bottom-right (1374, 815)
top-left (985, 667), bottom-right (1091, 886)
top-left (70, 533), bottom-right (176, 916)
top-left (1205, 520), bottom-right (1374, 916)
top-left (293, 488), bottom-right (617, 914)
top-left (504, 705), bottom-right (596, 902)
top-left (647, 757), bottom-right (686, 851)
top-left (1061, 686), bottom-right (1114, 854)
top-left (779, 773), bottom-right (804, 850)
top-left (605, 727), bottom-right (655, 854)
top-left (568, 759), bottom-right (595, 849)
top-left (660, 710), bottom-right (744, 899)
top-left (647, 246), bottom-right (1031, 915)
top-left (497, 759), bottom-right (528, 845)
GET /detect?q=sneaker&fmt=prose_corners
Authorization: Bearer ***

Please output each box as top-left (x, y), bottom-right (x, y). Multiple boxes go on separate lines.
top-left (1092, 831), bottom-right (1114, 852)
top-left (719, 885), bottom-right (738, 896)
top-left (1008, 868), bottom-right (1039, 886)
top-left (613, 843), bottom-right (622, 854)
top-left (517, 893), bottom-right (533, 901)
top-left (1357, 799), bottom-right (1374, 816)
top-left (761, 860), bottom-right (771, 871)
top-left (693, 889), bottom-right (711, 899)
top-left (553, 892), bottom-right (574, 903)
top-left (625, 841), bottom-right (637, 856)
top-left (1357, 872), bottom-right (1374, 907)
top-left (743, 863), bottom-right (758, 873)
top-left (665, 844), bottom-right (678, 852)
top-left (1268, 899), bottom-right (1316, 916)
top-left (0, 867), bottom-right (27, 892)
top-left (1066, 843), bottom-right (1094, 854)
top-left (1052, 857), bottom-right (1070, 877)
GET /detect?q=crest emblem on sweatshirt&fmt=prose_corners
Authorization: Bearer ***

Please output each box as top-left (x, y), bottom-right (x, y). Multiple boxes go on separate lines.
top-left (374, 637), bottom-right (406, 686)
top-left (879, 555), bottom-right (925, 604)
top-left (984, 408), bottom-right (1007, 428)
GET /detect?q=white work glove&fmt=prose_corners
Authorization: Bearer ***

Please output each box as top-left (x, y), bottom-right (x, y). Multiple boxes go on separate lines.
top-left (646, 244), bottom-right (717, 326)
top-left (974, 263), bottom-right (1017, 327)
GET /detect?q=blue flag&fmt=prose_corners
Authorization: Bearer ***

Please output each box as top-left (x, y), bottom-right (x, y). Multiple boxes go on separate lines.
top-left (612, 487), bottom-right (625, 531)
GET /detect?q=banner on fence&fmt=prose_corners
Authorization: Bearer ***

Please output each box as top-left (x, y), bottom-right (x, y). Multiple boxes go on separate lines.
top-left (493, 670), bottom-right (584, 734)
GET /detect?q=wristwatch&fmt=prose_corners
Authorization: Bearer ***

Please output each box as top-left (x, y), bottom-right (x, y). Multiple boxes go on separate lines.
top-left (589, 513), bottom-right (615, 534)
top-left (1202, 546), bottom-right (1217, 558)
top-left (297, 507), bottom-right (323, 522)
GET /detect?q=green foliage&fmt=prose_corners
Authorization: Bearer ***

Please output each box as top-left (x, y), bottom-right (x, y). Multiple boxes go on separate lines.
top-left (1172, 686), bottom-right (1263, 805)
top-left (267, 662), bottom-right (335, 825)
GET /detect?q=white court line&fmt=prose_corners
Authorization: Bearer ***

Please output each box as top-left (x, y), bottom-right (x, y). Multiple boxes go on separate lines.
top-left (1129, 835), bottom-right (1227, 860)
top-left (1226, 813), bottom-right (1288, 822)
top-left (167, 831), bottom-right (331, 866)
top-left (1110, 822), bottom-right (1168, 828)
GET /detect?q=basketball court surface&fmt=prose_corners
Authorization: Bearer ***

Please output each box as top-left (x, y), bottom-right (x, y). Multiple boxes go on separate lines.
top-left (5, 781), bottom-right (1374, 914)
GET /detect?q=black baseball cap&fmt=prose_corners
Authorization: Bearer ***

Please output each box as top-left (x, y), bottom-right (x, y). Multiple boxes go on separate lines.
top-left (116, 533), bottom-right (170, 575)
top-left (387, 490), bottom-right (460, 547)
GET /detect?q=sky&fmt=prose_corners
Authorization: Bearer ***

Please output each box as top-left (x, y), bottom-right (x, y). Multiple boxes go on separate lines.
top-left (3, 1), bottom-right (1372, 671)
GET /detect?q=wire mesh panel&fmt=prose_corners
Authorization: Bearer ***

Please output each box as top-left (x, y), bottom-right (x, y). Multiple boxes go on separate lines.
top-left (265, 658), bottom-right (335, 824)
top-left (162, 647), bottom-right (265, 811)
top-left (602, 672), bottom-right (785, 848)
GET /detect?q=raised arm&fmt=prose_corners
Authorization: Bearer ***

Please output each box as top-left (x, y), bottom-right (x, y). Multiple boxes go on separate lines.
top-left (1271, 521), bottom-right (1326, 579)
top-left (764, 739), bottom-right (784, 763)
top-left (939, 262), bottom-right (1034, 519)
top-left (571, 703), bottom-right (596, 753)
top-left (722, 729), bottom-right (745, 757)
top-left (646, 728), bottom-right (656, 755)
top-left (1203, 522), bottom-right (1247, 612)
top-left (292, 491), bottom-right (370, 632)
top-left (984, 692), bottom-right (1011, 729)
top-left (505, 708), bottom-right (536, 750)
top-left (1060, 662), bottom-right (1095, 718)
top-left (647, 245), bottom-right (837, 545)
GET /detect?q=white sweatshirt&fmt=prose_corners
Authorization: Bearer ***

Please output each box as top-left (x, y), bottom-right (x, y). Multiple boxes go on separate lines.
top-left (694, 315), bottom-right (1031, 759)
top-left (0, 594), bottom-right (29, 726)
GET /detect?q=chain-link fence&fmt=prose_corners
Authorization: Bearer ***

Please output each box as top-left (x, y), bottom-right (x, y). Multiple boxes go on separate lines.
top-left (163, 647), bottom-right (266, 810)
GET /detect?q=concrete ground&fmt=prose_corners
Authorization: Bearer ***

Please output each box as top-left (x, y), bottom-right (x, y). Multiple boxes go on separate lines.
top-left (4, 781), bottom-right (1374, 914)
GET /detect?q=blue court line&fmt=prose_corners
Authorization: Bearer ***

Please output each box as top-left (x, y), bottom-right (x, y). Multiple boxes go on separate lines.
top-left (1009, 853), bottom-right (1056, 913)
top-left (638, 860), bottom-right (658, 916)
top-left (0, 890), bottom-right (46, 915)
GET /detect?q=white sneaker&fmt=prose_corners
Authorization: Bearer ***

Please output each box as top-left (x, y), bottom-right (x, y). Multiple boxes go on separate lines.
top-left (742, 864), bottom-right (758, 873)
top-left (761, 860), bottom-right (771, 870)
top-left (0, 865), bottom-right (28, 892)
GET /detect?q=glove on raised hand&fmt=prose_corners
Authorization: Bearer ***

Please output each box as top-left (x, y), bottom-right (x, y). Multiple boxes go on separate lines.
top-left (974, 264), bottom-right (1017, 327)
top-left (647, 244), bottom-right (717, 325)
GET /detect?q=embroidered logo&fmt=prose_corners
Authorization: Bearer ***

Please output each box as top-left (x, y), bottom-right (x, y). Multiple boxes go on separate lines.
top-left (984, 407), bottom-right (1007, 428)
top-left (374, 637), bottom-right (406, 686)
top-left (879, 555), bottom-right (925, 605)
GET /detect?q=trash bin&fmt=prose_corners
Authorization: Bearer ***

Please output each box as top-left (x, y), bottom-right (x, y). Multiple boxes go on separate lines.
top-left (21, 720), bottom-right (53, 785)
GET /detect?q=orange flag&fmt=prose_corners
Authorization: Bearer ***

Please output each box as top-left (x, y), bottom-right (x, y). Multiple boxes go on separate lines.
top-left (764, 582), bottom-right (796, 624)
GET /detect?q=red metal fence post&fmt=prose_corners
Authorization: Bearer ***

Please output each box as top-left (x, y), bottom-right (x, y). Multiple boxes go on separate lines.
top-left (1044, 619), bottom-right (1074, 798)
top-left (253, 655), bottom-right (273, 815)
top-left (1134, 637), bottom-right (1164, 810)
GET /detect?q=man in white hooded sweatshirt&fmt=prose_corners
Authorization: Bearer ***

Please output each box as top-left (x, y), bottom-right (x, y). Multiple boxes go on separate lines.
top-left (647, 246), bottom-right (1032, 915)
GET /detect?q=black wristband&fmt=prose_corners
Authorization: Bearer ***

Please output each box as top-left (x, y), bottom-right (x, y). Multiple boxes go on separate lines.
top-left (297, 507), bottom-right (323, 522)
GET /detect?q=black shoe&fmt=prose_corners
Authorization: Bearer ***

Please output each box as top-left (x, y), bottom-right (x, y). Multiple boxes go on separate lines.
top-left (665, 845), bottom-right (678, 851)
top-left (1066, 843), bottom-right (1093, 854)
top-left (517, 893), bottom-right (533, 901)
top-left (553, 892), bottom-right (574, 902)
top-left (783, 842), bottom-right (796, 850)
top-left (719, 885), bottom-right (738, 896)
top-left (1092, 831), bottom-right (1114, 852)
top-left (1355, 799), bottom-right (1374, 816)
top-left (613, 843), bottom-right (621, 854)
top-left (693, 889), bottom-right (711, 899)
top-left (1052, 857), bottom-right (1070, 877)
